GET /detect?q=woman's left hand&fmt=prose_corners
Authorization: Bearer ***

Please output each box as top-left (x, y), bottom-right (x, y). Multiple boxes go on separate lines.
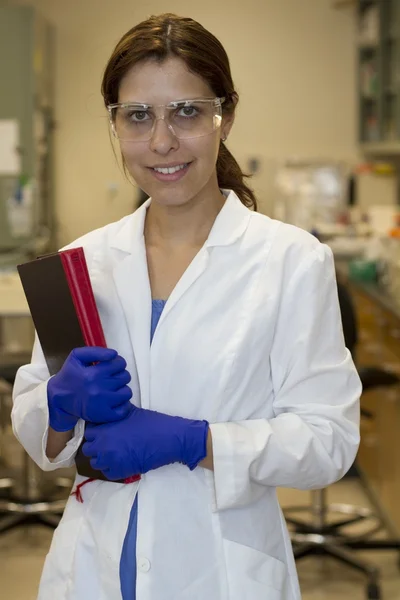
top-left (82, 405), bottom-right (209, 480)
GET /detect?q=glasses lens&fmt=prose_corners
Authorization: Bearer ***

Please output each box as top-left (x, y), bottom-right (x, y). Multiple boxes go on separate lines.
top-left (110, 106), bottom-right (153, 142)
top-left (110, 99), bottom-right (223, 142)
top-left (167, 100), bottom-right (222, 140)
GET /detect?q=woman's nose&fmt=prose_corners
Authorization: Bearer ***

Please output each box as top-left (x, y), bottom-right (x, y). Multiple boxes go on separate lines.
top-left (149, 118), bottom-right (179, 154)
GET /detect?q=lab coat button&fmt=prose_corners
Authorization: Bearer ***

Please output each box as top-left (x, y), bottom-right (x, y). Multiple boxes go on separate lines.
top-left (138, 557), bottom-right (151, 573)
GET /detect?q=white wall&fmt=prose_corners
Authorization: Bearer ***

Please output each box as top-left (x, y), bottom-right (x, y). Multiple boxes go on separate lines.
top-left (10, 0), bottom-right (359, 246)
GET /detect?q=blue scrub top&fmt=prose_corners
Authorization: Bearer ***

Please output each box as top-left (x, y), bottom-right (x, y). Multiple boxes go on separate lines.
top-left (120, 299), bottom-right (167, 599)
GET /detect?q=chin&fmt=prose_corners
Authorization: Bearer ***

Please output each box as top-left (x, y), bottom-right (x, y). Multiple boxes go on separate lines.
top-left (149, 187), bottom-right (198, 208)
top-left (136, 175), bottom-right (203, 208)
top-left (130, 162), bottom-right (218, 208)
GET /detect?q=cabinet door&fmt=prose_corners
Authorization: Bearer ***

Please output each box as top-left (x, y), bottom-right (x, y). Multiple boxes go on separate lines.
top-left (377, 387), bottom-right (400, 532)
top-left (351, 287), bottom-right (385, 362)
top-left (358, 388), bottom-right (381, 490)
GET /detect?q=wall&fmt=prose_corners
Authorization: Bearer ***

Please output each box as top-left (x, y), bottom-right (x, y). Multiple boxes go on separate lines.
top-left (9, 0), bottom-right (359, 246)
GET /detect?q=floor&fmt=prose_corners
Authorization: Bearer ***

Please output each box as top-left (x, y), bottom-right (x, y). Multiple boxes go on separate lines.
top-left (0, 478), bottom-right (399, 599)
top-left (279, 480), bottom-right (400, 599)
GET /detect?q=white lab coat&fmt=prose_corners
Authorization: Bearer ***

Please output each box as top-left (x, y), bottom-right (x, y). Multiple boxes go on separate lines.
top-left (12, 190), bottom-right (361, 600)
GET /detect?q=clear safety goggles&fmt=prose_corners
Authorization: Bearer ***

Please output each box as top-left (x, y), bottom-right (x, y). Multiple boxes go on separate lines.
top-left (107, 97), bottom-right (225, 142)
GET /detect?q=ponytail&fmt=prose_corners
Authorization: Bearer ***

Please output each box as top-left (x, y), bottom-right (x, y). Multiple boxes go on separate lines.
top-left (216, 142), bottom-right (257, 211)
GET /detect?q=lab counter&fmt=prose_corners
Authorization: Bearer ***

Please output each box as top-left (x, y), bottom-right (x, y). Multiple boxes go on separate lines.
top-left (335, 260), bottom-right (400, 324)
top-left (335, 261), bottom-right (400, 534)
top-left (0, 270), bottom-right (33, 356)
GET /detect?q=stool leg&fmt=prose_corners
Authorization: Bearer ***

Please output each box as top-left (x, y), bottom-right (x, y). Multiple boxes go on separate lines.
top-left (0, 514), bottom-right (25, 534)
top-left (324, 543), bottom-right (380, 581)
top-left (293, 543), bottom-right (316, 560)
top-left (38, 513), bottom-right (62, 528)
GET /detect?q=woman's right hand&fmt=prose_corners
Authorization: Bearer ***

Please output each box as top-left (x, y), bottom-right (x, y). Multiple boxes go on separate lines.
top-left (47, 346), bottom-right (133, 432)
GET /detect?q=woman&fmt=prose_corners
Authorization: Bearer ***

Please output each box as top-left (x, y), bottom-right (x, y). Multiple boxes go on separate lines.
top-left (12, 13), bottom-right (360, 600)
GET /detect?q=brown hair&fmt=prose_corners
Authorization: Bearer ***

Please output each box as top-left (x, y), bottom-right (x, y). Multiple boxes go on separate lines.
top-left (101, 13), bottom-right (257, 211)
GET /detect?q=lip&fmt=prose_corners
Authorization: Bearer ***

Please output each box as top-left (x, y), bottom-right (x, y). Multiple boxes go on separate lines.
top-left (148, 162), bottom-right (192, 183)
top-left (150, 162), bottom-right (191, 169)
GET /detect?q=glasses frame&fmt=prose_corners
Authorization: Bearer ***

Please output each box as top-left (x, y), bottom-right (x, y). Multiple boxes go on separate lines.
top-left (107, 96), bottom-right (226, 142)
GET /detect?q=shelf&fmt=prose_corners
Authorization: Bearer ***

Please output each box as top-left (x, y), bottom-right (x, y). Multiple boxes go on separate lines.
top-left (358, 0), bottom-right (400, 155)
top-left (332, 0), bottom-right (357, 7)
top-left (361, 141), bottom-right (400, 155)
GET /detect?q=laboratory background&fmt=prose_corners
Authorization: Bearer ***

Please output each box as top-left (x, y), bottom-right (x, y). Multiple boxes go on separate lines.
top-left (1, 0), bottom-right (400, 599)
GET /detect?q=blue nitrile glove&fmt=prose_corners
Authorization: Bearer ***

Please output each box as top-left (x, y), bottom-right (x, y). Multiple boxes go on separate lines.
top-left (81, 405), bottom-right (209, 480)
top-left (47, 346), bottom-right (133, 432)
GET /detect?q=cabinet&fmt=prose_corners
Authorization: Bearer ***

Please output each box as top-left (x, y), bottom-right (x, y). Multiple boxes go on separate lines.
top-left (345, 279), bottom-right (400, 532)
top-left (358, 0), bottom-right (400, 154)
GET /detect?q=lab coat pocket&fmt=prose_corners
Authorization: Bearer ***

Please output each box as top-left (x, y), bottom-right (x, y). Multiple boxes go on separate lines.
top-left (223, 538), bottom-right (289, 600)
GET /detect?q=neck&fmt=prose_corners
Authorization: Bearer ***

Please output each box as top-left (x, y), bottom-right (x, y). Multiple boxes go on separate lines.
top-left (144, 186), bottom-right (226, 248)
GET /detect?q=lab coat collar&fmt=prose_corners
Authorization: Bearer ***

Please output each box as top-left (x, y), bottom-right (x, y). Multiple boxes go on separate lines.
top-left (205, 190), bottom-right (251, 248)
top-left (109, 197), bottom-right (150, 254)
top-left (109, 190), bottom-right (251, 254)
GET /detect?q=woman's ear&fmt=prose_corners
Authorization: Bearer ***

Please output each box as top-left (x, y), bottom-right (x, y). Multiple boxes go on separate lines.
top-left (231, 92), bottom-right (239, 108)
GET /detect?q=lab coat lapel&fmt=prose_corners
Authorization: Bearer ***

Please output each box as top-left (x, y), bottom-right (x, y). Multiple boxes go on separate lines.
top-left (155, 247), bottom-right (210, 328)
top-left (111, 202), bottom-right (152, 409)
top-left (153, 191), bottom-right (251, 332)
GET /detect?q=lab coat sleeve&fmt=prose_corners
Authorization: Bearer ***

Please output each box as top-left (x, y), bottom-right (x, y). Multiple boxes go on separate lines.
top-left (11, 334), bottom-right (85, 471)
top-left (210, 243), bottom-right (361, 511)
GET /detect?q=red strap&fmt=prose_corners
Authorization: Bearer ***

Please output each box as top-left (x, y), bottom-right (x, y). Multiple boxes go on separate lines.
top-left (71, 475), bottom-right (141, 502)
top-left (124, 474), bottom-right (141, 484)
top-left (71, 478), bottom-right (96, 503)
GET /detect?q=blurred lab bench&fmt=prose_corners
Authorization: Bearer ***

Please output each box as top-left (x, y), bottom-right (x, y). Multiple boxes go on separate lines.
top-left (0, 271), bottom-right (29, 317)
top-left (0, 270), bottom-right (33, 366)
top-left (336, 262), bottom-right (400, 534)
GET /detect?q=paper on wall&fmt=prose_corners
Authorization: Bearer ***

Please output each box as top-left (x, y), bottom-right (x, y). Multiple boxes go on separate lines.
top-left (6, 180), bottom-right (34, 237)
top-left (0, 119), bottom-right (21, 175)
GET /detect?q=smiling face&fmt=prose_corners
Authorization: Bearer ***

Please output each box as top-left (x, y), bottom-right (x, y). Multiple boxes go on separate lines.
top-left (116, 56), bottom-right (233, 208)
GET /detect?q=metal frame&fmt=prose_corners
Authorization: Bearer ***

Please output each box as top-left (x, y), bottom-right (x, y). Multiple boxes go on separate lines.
top-left (284, 485), bottom-right (400, 599)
